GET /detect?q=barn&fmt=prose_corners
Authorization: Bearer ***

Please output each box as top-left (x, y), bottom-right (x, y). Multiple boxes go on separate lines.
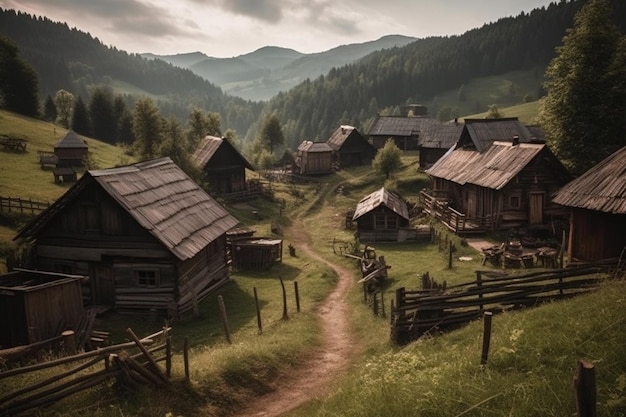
top-left (367, 116), bottom-right (439, 151)
top-left (191, 135), bottom-right (256, 196)
top-left (14, 157), bottom-right (240, 318)
top-left (0, 269), bottom-right (85, 348)
top-left (54, 129), bottom-right (88, 167)
top-left (552, 146), bottom-right (626, 262)
top-left (326, 125), bottom-right (376, 168)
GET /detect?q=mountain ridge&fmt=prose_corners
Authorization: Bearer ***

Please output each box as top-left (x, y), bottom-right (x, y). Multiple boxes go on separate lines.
top-left (143, 35), bottom-right (417, 101)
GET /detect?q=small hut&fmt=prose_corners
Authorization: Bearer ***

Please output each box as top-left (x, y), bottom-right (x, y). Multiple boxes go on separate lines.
top-left (229, 238), bottom-right (283, 271)
top-left (0, 269), bottom-right (85, 348)
top-left (191, 135), bottom-right (255, 196)
top-left (293, 140), bottom-right (333, 175)
top-left (54, 130), bottom-right (88, 167)
top-left (326, 125), bottom-right (376, 168)
top-left (352, 187), bottom-right (412, 242)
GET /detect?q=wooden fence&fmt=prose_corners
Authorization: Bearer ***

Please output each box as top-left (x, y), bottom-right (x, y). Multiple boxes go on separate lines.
top-left (390, 265), bottom-right (613, 345)
top-left (0, 328), bottom-right (171, 416)
top-left (0, 196), bottom-right (50, 215)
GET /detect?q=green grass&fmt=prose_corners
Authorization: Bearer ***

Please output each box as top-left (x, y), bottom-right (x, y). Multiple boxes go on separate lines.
top-left (0, 110), bottom-right (134, 202)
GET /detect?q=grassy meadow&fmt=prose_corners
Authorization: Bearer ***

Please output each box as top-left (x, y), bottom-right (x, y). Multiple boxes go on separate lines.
top-left (0, 111), bottom-right (624, 417)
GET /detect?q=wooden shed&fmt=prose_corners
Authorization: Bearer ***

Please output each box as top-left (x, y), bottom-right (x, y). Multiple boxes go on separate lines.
top-left (326, 125), bottom-right (376, 168)
top-left (54, 129), bottom-right (88, 167)
top-left (352, 187), bottom-right (413, 242)
top-left (0, 269), bottom-right (85, 348)
top-left (14, 157), bottom-right (240, 318)
top-left (553, 146), bottom-right (626, 262)
top-left (229, 238), bottom-right (283, 271)
top-left (191, 135), bottom-right (255, 196)
top-left (294, 140), bottom-right (333, 175)
top-left (424, 128), bottom-right (571, 232)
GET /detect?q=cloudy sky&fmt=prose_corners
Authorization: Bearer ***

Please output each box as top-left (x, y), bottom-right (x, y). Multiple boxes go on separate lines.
top-left (1, 0), bottom-right (553, 57)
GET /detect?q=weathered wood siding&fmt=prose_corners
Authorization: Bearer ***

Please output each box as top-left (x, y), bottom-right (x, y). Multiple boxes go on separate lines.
top-left (203, 144), bottom-right (248, 193)
top-left (568, 209), bottom-right (626, 261)
top-left (356, 206), bottom-right (410, 242)
top-left (0, 275), bottom-right (84, 347)
top-left (301, 151), bottom-right (332, 174)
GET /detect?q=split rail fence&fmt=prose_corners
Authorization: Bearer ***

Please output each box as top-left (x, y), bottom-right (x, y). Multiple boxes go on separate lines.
top-left (0, 328), bottom-right (171, 416)
top-left (391, 264), bottom-right (615, 345)
top-left (0, 196), bottom-right (50, 215)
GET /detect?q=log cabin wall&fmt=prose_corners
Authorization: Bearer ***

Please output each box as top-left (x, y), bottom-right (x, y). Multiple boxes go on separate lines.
top-left (176, 236), bottom-right (230, 316)
top-left (569, 209), bottom-right (626, 261)
top-left (356, 206), bottom-right (409, 242)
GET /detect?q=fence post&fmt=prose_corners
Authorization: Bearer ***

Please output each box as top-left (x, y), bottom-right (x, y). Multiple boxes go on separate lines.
top-left (448, 240), bottom-right (453, 269)
top-left (279, 276), bottom-right (289, 320)
top-left (253, 287), bottom-right (262, 334)
top-left (373, 292), bottom-right (379, 316)
top-left (62, 330), bottom-right (76, 356)
top-left (476, 271), bottom-right (483, 311)
top-left (294, 281), bottom-right (300, 313)
top-left (574, 360), bottom-right (596, 417)
top-left (217, 295), bottom-right (232, 344)
top-left (165, 337), bottom-right (172, 378)
top-left (480, 311), bottom-right (493, 365)
top-left (381, 291), bottom-right (385, 318)
top-left (183, 336), bottom-right (190, 383)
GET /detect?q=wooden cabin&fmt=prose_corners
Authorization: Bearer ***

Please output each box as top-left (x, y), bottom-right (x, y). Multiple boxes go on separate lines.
top-left (191, 135), bottom-right (255, 196)
top-left (294, 140), bottom-right (333, 175)
top-left (326, 125), bottom-right (376, 168)
top-left (553, 146), bottom-right (626, 262)
top-left (0, 269), bottom-right (84, 348)
top-left (424, 130), bottom-right (571, 232)
top-left (352, 187), bottom-right (415, 242)
top-left (367, 116), bottom-right (439, 151)
top-left (14, 157), bottom-right (240, 318)
top-left (53, 129), bottom-right (88, 167)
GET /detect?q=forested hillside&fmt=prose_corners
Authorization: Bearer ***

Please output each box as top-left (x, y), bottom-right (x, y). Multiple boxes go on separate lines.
top-left (269, 0), bottom-right (626, 148)
top-left (1, 1), bottom-right (625, 152)
top-left (0, 8), bottom-right (263, 137)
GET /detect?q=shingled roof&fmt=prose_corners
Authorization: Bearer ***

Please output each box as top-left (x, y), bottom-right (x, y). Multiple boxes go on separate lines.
top-left (297, 140), bottom-right (333, 152)
top-left (327, 125), bottom-right (357, 150)
top-left (426, 141), bottom-right (549, 190)
top-left (352, 187), bottom-right (408, 221)
top-left (16, 158), bottom-right (239, 261)
top-left (191, 135), bottom-right (254, 170)
top-left (552, 146), bottom-right (626, 214)
top-left (54, 130), bottom-right (88, 149)
top-left (367, 116), bottom-right (438, 137)
top-left (460, 118), bottom-right (537, 152)
top-left (419, 121), bottom-right (464, 149)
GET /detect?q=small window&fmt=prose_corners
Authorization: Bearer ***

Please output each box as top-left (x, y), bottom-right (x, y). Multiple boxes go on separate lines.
top-left (510, 195), bottom-right (521, 209)
top-left (134, 270), bottom-right (159, 287)
top-left (387, 216), bottom-right (398, 229)
top-left (375, 215), bottom-right (386, 229)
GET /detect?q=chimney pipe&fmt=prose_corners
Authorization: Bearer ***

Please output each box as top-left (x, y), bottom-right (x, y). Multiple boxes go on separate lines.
top-left (512, 135), bottom-right (520, 146)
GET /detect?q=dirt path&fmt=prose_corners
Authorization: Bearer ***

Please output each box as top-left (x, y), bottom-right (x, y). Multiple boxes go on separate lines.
top-left (231, 220), bottom-right (356, 417)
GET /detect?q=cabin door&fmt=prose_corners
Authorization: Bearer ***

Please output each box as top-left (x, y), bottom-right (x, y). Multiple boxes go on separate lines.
top-left (529, 192), bottom-right (544, 225)
top-left (93, 264), bottom-right (115, 307)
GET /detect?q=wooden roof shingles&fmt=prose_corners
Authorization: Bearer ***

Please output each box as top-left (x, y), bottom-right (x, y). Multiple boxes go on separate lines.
top-left (297, 140), bottom-right (333, 153)
top-left (367, 116), bottom-right (438, 137)
top-left (352, 187), bottom-right (409, 221)
top-left (462, 118), bottom-right (535, 152)
top-left (54, 129), bottom-right (88, 149)
top-left (553, 146), bottom-right (626, 214)
top-left (426, 142), bottom-right (546, 190)
top-left (16, 158), bottom-right (239, 261)
top-left (191, 135), bottom-right (254, 170)
top-left (327, 125), bottom-right (356, 150)
top-left (420, 121), bottom-right (464, 149)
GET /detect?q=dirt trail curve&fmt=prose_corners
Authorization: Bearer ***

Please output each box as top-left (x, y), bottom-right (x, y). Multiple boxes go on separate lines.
top-left (231, 220), bottom-right (357, 417)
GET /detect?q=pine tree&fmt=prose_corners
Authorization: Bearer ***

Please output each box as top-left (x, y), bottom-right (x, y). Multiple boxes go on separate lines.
top-left (132, 98), bottom-right (163, 160)
top-left (89, 87), bottom-right (117, 143)
top-left (0, 36), bottom-right (40, 116)
top-left (71, 95), bottom-right (91, 136)
top-left (539, 0), bottom-right (626, 175)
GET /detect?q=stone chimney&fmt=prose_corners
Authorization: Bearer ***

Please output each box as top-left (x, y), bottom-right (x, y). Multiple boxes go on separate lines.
top-left (512, 135), bottom-right (520, 146)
